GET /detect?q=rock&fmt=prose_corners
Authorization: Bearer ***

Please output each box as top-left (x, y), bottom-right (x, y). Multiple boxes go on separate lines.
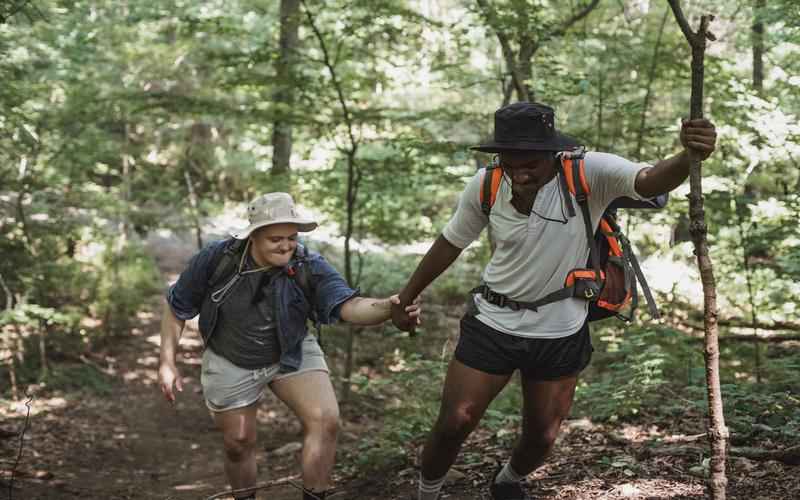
top-left (445, 468), bottom-right (465, 483)
top-left (271, 441), bottom-right (302, 456)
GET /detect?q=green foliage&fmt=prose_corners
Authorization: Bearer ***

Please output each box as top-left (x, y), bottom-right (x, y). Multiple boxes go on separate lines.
top-left (343, 351), bottom-right (524, 471)
top-left (575, 324), bottom-right (676, 421)
top-left (37, 363), bottom-right (117, 395)
top-left (92, 241), bottom-right (162, 336)
top-left (574, 322), bottom-right (800, 448)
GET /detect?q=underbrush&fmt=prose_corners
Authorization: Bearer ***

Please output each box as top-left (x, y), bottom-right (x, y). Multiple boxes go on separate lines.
top-left (331, 311), bottom-right (800, 476)
top-left (1, 240), bottom-right (160, 399)
top-left (573, 321), bottom-right (800, 445)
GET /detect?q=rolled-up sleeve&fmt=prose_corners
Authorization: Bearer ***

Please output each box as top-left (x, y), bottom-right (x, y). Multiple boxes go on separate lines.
top-left (166, 241), bottom-right (225, 320)
top-left (308, 256), bottom-right (359, 324)
top-left (441, 170), bottom-right (488, 249)
top-left (585, 152), bottom-right (650, 208)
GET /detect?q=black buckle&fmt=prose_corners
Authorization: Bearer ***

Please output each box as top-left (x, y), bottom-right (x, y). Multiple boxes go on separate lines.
top-left (483, 289), bottom-right (506, 308)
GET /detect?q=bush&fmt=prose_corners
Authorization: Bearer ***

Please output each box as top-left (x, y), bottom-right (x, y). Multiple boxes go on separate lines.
top-left (91, 240), bottom-right (162, 336)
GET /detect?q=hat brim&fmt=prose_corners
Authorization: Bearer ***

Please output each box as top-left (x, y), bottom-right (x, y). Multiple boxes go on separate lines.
top-left (471, 132), bottom-right (580, 153)
top-left (231, 219), bottom-right (318, 240)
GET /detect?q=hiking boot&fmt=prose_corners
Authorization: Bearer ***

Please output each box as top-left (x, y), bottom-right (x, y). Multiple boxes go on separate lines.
top-left (489, 467), bottom-right (529, 500)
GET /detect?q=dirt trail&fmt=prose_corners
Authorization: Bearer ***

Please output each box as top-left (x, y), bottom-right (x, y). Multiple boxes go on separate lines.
top-left (2, 233), bottom-right (797, 499)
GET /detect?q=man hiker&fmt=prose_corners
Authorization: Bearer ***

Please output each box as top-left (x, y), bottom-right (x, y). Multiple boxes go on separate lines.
top-left (390, 102), bottom-right (717, 500)
top-left (159, 192), bottom-right (421, 500)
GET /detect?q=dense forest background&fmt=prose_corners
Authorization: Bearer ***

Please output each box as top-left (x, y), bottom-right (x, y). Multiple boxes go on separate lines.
top-left (1, 0), bottom-right (798, 499)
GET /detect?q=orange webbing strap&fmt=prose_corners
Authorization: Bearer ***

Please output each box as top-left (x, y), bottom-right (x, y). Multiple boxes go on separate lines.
top-left (480, 166), bottom-right (503, 216)
top-left (560, 155), bottom-right (590, 197)
top-left (600, 218), bottom-right (623, 257)
top-left (565, 269), bottom-right (606, 287)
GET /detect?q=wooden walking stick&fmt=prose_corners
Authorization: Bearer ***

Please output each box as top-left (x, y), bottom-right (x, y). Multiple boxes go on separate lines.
top-left (667, 2), bottom-right (729, 499)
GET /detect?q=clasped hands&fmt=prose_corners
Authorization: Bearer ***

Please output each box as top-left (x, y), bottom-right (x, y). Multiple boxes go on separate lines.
top-left (390, 294), bottom-right (421, 333)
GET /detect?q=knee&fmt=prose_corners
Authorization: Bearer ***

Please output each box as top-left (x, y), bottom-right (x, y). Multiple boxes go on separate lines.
top-left (222, 431), bottom-right (257, 462)
top-left (436, 404), bottom-right (482, 442)
top-left (522, 420), bottom-right (563, 450)
top-left (305, 406), bottom-right (340, 441)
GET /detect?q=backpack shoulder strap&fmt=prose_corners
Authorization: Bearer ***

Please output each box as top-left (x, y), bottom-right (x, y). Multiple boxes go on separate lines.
top-left (208, 238), bottom-right (247, 287)
top-left (290, 244), bottom-right (316, 308)
top-left (479, 164), bottom-right (503, 217)
top-left (559, 152), bottom-right (602, 278)
top-left (559, 152), bottom-right (590, 198)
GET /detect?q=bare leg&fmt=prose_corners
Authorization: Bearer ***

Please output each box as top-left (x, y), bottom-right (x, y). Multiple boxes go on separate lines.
top-left (509, 374), bottom-right (579, 474)
top-left (420, 359), bottom-right (512, 480)
top-left (212, 404), bottom-right (259, 498)
top-left (270, 370), bottom-right (339, 492)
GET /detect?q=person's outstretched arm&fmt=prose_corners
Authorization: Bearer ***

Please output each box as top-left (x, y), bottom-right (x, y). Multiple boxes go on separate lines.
top-left (339, 294), bottom-right (421, 326)
top-left (391, 234), bottom-right (464, 331)
top-left (159, 299), bottom-right (186, 403)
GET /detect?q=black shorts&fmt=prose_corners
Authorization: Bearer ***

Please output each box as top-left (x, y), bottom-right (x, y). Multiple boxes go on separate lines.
top-left (454, 314), bottom-right (593, 381)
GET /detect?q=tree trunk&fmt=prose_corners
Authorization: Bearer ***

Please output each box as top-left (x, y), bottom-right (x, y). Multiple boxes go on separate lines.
top-left (120, 122), bottom-right (131, 246)
top-left (302, 0), bottom-right (362, 401)
top-left (635, 6), bottom-right (670, 159)
top-left (183, 166), bottom-right (204, 251)
top-left (476, 0), bottom-right (600, 105)
top-left (752, 0), bottom-right (765, 95)
top-left (38, 321), bottom-right (48, 379)
top-left (735, 199), bottom-right (761, 382)
top-left (342, 324), bottom-right (357, 402)
top-left (271, 0), bottom-right (301, 179)
top-left (1, 272), bottom-right (19, 400)
top-left (596, 70), bottom-right (604, 148)
top-left (747, 2), bottom-right (766, 376)
top-left (668, 3), bottom-right (728, 499)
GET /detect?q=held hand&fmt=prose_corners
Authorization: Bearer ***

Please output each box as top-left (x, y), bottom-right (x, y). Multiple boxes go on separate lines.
top-left (159, 361), bottom-right (183, 404)
top-left (680, 118), bottom-right (717, 161)
top-left (389, 294), bottom-right (421, 333)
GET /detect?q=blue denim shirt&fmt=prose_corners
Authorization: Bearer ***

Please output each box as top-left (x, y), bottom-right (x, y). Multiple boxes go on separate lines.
top-left (166, 239), bottom-right (358, 372)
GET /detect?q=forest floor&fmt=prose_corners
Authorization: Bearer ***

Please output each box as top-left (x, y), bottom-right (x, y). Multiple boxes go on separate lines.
top-left (1, 237), bottom-right (797, 500)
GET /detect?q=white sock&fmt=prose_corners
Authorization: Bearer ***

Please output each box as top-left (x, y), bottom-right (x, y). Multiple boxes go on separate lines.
top-left (495, 461), bottom-right (525, 484)
top-left (418, 472), bottom-right (447, 500)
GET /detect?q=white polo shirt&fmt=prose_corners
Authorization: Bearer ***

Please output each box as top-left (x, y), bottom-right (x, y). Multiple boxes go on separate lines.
top-left (442, 152), bottom-right (650, 339)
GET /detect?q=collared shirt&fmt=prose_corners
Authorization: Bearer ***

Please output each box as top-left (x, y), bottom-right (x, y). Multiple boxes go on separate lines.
top-left (442, 152), bottom-right (648, 339)
top-left (166, 239), bottom-right (358, 371)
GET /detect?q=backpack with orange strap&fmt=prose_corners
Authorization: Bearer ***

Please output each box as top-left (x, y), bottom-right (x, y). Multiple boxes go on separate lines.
top-left (472, 148), bottom-right (662, 322)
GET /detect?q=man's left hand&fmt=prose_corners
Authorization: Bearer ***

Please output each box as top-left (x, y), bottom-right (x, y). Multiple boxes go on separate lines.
top-left (390, 295), bottom-right (421, 332)
top-left (680, 118), bottom-right (717, 161)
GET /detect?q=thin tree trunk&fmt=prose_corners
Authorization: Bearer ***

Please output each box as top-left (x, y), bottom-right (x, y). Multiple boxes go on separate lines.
top-left (596, 71), bottom-right (604, 148)
top-left (184, 165), bottom-right (204, 251)
top-left (302, 0), bottom-right (362, 401)
top-left (16, 156), bottom-right (36, 256)
top-left (38, 321), bottom-right (48, 379)
top-left (750, 0), bottom-right (767, 377)
top-left (475, 0), bottom-right (600, 104)
top-left (635, 6), bottom-right (669, 159)
top-left (342, 324), bottom-right (357, 401)
top-left (735, 198), bottom-right (761, 382)
top-left (1, 271), bottom-right (19, 399)
top-left (668, 4), bottom-right (728, 499)
top-left (120, 122), bottom-right (131, 246)
top-left (752, 0), bottom-right (765, 95)
top-left (271, 0), bottom-right (301, 178)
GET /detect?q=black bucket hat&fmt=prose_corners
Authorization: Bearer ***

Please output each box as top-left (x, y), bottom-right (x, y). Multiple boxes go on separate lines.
top-left (472, 102), bottom-right (581, 153)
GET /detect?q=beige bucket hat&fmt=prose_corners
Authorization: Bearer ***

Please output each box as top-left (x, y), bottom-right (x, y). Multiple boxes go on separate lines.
top-left (231, 192), bottom-right (318, 240)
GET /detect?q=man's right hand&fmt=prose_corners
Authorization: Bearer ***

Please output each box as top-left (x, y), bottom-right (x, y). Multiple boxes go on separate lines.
top-left (159, 362), bottom-right (183, 404)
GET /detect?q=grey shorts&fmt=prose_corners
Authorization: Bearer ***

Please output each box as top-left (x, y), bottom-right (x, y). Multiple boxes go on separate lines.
top-left (201, 335), bottom-right (329, 412)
